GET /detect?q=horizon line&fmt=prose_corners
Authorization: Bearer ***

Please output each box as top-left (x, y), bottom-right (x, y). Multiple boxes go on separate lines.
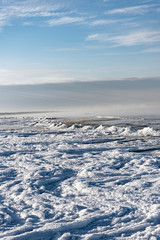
top-left (0, 76), bottom-right (160, 87)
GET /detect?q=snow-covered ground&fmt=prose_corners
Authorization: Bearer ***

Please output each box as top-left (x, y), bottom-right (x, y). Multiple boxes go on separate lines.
top-left (0, 114), bottom-right (160, 239)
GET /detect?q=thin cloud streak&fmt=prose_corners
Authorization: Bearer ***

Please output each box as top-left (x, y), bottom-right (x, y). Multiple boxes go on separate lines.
top-left (0, 20), bottom-right (7, 28)
top-left (0, 0), bottom-right (68, 27)
top-left (86, 30), bottom-right (160, 47)
top-left (90, 19), bottom-right (121, 26)
top-left (106, 4), bottom-right (155, 15)
top-left (0, 0), bottom-right (91, 28)
top-left (47, 16), bottom-right (85, 26)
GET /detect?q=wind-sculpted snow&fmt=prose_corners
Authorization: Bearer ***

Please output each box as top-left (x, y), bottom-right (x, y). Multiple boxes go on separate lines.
top-left (0, 115), bottom-right (160, 239)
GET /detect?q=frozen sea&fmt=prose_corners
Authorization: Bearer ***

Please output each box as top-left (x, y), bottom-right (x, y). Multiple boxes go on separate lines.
top-left (0, 113), bottom-right (160, 240)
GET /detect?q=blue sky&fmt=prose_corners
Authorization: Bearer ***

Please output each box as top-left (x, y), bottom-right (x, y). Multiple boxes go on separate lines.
top-left (0, 0), bottom-right (160, 85)
top-left (0, 0), bottom-right (160, 115)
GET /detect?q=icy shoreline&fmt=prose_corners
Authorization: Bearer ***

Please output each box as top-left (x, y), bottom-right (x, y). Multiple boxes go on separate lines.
top-left (0, 115), bottom-right (160, 239)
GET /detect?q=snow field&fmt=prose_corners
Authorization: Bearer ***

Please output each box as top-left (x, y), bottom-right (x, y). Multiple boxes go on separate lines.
top-left (0, 116), bottom-right (160, 239)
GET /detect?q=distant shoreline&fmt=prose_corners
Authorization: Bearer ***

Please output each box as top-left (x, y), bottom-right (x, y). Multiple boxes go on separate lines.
top-left (0, 111), bottom-right (159, 120)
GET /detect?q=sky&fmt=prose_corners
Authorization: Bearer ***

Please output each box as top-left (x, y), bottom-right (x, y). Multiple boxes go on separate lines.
top-left (0, 0), bottom-right (160, 115)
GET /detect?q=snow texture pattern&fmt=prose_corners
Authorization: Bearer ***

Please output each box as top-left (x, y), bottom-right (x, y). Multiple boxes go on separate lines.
top-left (0, 114), bottom-right (160, 239)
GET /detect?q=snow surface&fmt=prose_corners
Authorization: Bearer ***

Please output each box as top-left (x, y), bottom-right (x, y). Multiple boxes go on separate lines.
top-left (0, 114), bottom-right (160, 239)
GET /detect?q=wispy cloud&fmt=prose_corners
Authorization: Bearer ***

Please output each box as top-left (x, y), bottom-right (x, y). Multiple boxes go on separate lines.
top-left (22, 21), bottom-right (33, 26)
top-left (0, 0), bottom-right (69, 28)
top-left (112, 30), bottom-right (160, 46)
top-left (86, 30), bottom-right (160, 47)
top-left (90, 19), bottom-right (121, 26)
top-left (106, 4), bottom-right (154, 15)
top-left (0, 0), bottom-right (91, 28)
top-left (87, 34), bottom-right (102, 41)
top-left (0, 20), bottom-right (7, 29)
top-left (0, 10), bottom-right (10, 29)
top-left (47, 16), bottom-right (85, 26)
